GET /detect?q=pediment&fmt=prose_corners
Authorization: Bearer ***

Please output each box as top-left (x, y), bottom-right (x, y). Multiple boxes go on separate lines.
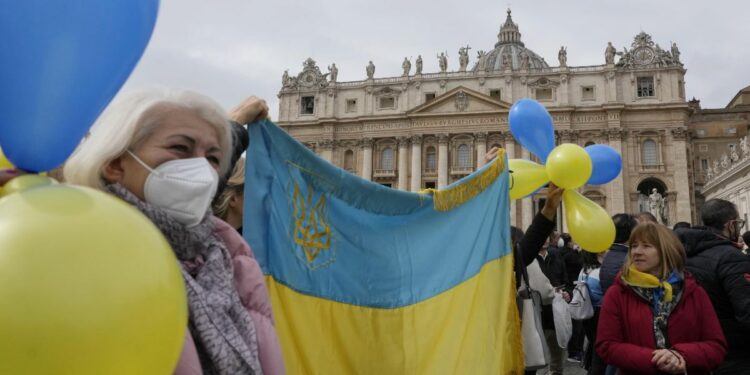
top-left (408, 86), bottom-right (510, 115)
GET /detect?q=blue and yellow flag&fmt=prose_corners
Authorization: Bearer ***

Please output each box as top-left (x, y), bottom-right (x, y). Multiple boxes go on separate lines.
top-left (244, 120), bottom-right (522, 374)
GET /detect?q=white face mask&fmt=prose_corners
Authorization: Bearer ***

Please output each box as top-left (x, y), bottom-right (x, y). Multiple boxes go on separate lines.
top-left (557, 238), bottom-right (565, 248)
top-left (128, 151), bottom-right (219, 227)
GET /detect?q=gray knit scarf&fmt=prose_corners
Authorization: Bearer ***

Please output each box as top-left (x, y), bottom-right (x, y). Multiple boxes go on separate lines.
top-left (107, 184), bottom-right (262, 375)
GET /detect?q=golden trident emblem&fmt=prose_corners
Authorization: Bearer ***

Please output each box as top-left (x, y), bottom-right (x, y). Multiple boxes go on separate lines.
top-left (292, 182), bottom-right (331, 263)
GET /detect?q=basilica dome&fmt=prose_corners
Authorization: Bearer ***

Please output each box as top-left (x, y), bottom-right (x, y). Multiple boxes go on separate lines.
top-left (473, 10), bottom-right (549, 72)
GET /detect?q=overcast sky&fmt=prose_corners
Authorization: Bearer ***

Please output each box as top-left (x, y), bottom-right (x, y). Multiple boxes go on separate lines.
top-left (121, 0), bottom-right (750, 119)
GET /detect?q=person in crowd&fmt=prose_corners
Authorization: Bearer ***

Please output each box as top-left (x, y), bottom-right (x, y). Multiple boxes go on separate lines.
top-left (672, 221), bottom-right (691, 231)
top-left (578, 250), bottom-right (606, 375)
top-left (58, 88), bottom-right (283, 375)
top-left (597, 222), bottom-right (727, 374)
top-left (637, 211), bottom-right (658, 223)
top-left (558, 233), bottom-right (584, 362)
top-left (535, 227), bottom-right (569, 374)
top-left (599, 213), bottom-right (638, 295)
top-left (743, 230), bottom-right (750, 255)
top-left (675, 199), bottom-right (750, 374)
top-left (212, 157), bottom-right (245, 233)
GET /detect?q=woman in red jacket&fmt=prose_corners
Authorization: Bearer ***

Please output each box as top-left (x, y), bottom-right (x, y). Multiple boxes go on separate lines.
top-left (596, 222), bottom-right (726, 374)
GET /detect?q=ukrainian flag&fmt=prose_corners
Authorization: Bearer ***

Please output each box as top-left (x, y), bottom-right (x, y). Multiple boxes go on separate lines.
top-left (244, 120), bottom-right (522, 374)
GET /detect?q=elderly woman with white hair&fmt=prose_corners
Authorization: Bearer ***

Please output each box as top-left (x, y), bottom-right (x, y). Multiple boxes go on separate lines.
top-left (62, 88), bottom-right (284, 375)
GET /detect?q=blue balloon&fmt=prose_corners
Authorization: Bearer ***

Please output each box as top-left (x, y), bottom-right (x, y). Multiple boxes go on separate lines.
top-left (0, 0), bottom-right (159, 172)
top-left (585, 144), bottom-right (622, 185)
top-left (509, 99), bottom-right (556, 163)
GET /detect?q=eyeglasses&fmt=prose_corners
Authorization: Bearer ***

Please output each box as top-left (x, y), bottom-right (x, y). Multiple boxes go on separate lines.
top-left (734, 219), bottom-right (746, 230)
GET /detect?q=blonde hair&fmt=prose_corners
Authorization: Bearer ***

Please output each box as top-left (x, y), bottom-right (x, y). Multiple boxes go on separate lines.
top-left (213, 157), bottom-right (245, 220)
top-left (64, 88), bottom-right (232, 189)
top-left (622, 222), bottom-right (686, 279)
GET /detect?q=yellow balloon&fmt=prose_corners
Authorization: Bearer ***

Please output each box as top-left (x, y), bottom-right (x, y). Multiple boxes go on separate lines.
top-left (1, 174), bottom-right (57, 197)
top-left (509, 159), bottom-right (549, 200)
top-left (0, 185), bottom-right (187, 374)
top-left (563, 189), bottom-right (615, 252)
top-left (0, 147), bottom-right (13, 170)
top-left (546, 144), bottom-right (592, 189)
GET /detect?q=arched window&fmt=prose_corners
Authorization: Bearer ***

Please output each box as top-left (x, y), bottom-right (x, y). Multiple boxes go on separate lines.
top-left (457, 144), bottom-right (470, 167)
top-left (426, 146), bottom-right (437, 170)
top-left (381, 147), bottom-right (394, 170)
top-left (344, 150), bottom-right (354, 171)
top-left (642, 139), bottom-right (657, 165)
top-left (585, 141), bottom-right (595, 147)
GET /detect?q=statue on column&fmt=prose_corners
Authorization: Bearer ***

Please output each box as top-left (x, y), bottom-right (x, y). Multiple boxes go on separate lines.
top-left (415, 55), bottom-right (423, 75)
top-left (437, 52), bottom-right (448, 73)
top-left (671, 42), bottom-right (681, 64)
top-left (327, 63), bottom-right (338, 83)
top-left (605, 42), bottom-right (616, 64)
top-left (476, 50), bottom-right (488, 71)
top-left (366, 61), bottom-right (375, 79)
top-left (648, 188), bottom-right (666, 224)
top-left (519, 50), bottom-right (530, 70)
top-left (402, 57), bottom-right (411, 76)
top-left (558, 46), bottom-right (567, 67)
top-left (458, 45), bottom-right (471, 72)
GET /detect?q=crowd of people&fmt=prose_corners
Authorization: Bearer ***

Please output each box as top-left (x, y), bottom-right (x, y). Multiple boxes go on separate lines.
top-left (1, 89), bottom-right (749, 374)
top-left (509, 176), bottom-right (750, 375)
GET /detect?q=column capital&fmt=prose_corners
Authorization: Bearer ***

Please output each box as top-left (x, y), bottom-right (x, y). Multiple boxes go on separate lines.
top-left (437, 133), bottom-right (450, 144)
top-left (670, 127), bottom-right (688, 140)
top-left (398, 136), bottom-right (410, 147)
top-left (607, 128), bottom-right (624, 141)
top-left (319, 139), bottom-right (334, 150)
top-left (360, 137), bottom-right (373, 148)
top-left (410, 134), bottom-right (423, 145)
top-left (475, 132), bottom-right (488, 142)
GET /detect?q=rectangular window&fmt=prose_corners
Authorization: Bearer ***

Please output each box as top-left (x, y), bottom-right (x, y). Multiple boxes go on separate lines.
top-left (424, 181), bottom-right (436, 189)
top-left (381, 183), bottom-right (392, 188)
top-left (696, 129), bottom-right (706, 137)
top-left (725, 127), bottom-right (737, 135)
top-left (379, 97), bottom-right (396, 109)
top-left (345, 99), bottom-right (357, 113)
top-left (424, 93), bottom-right (436, 103)
top-left (637, 77), bottom-right (655, 97)
top-left (301, 96), bottom-right (315, 114)
top-left (581, 86), bottom-right (595, 101)
top-left (698, 144), bottom-right (708, 152)
top-left (701, 159), bottom-right (709, 170)
top-left (535, 88), bottom-right (552, 101)
top-left (490, 89), bottom-right (502, 101)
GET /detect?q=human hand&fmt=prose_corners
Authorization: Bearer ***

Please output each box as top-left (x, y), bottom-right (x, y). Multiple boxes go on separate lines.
top-left (652, 349), bottom-right (685, 374)
top-left (485, 146), bottom-right (499, 163)
top-left (540, 183), bottom-right (563, 221)
top-left (229, 95), bottom-right (269, 125)
top-left (0, 168), bottom-right (23, 186)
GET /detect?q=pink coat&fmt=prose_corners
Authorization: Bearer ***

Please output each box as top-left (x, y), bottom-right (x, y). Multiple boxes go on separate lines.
top-left (173, 218), bottom-right (285, 375)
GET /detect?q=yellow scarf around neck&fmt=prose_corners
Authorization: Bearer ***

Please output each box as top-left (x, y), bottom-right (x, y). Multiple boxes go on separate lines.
top-left (622, 265), bottom-right (673, 302)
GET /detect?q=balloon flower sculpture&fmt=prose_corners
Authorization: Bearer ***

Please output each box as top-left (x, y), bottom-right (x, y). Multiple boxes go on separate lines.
top-left (508, 99), bottom-right (623, 252)
top-left (0, 2), bottom-right (188, 374)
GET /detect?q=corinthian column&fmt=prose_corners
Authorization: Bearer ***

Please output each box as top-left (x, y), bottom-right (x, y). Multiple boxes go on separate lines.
top-left (475, 132), bottom-right (488, 168)
top-left (397, 136), bottom-right (409, 191)
top-left (319, 139), bottom-right (334, 163)
top-left (438, 134), bottom-right (449, 188)
top-left (361, 138), bottom-right (373, 181)
top-left (410, 135), bottom-right (423, 191)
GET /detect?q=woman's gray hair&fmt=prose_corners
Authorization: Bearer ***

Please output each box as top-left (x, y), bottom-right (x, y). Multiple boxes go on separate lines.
top-left (64, 88), bottom-right (232, 189)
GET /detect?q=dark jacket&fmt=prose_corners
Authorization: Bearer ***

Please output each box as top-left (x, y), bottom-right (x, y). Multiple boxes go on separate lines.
top-left (599, 243), bottom-right (628, 296)
top-left (536, 249), bottom-right (567, 330)
top-left (596, 273), bottom-right (727, 375)
top-left (676, 227), bottom-right (750, 362)
top-left (559, 246), bottom-right (582, 291)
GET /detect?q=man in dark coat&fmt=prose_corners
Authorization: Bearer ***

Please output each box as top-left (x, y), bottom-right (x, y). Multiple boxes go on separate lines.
top-left (599, 213), bottom-right (638, 295)
top-left (676, 199), bottom-right (750, 374)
